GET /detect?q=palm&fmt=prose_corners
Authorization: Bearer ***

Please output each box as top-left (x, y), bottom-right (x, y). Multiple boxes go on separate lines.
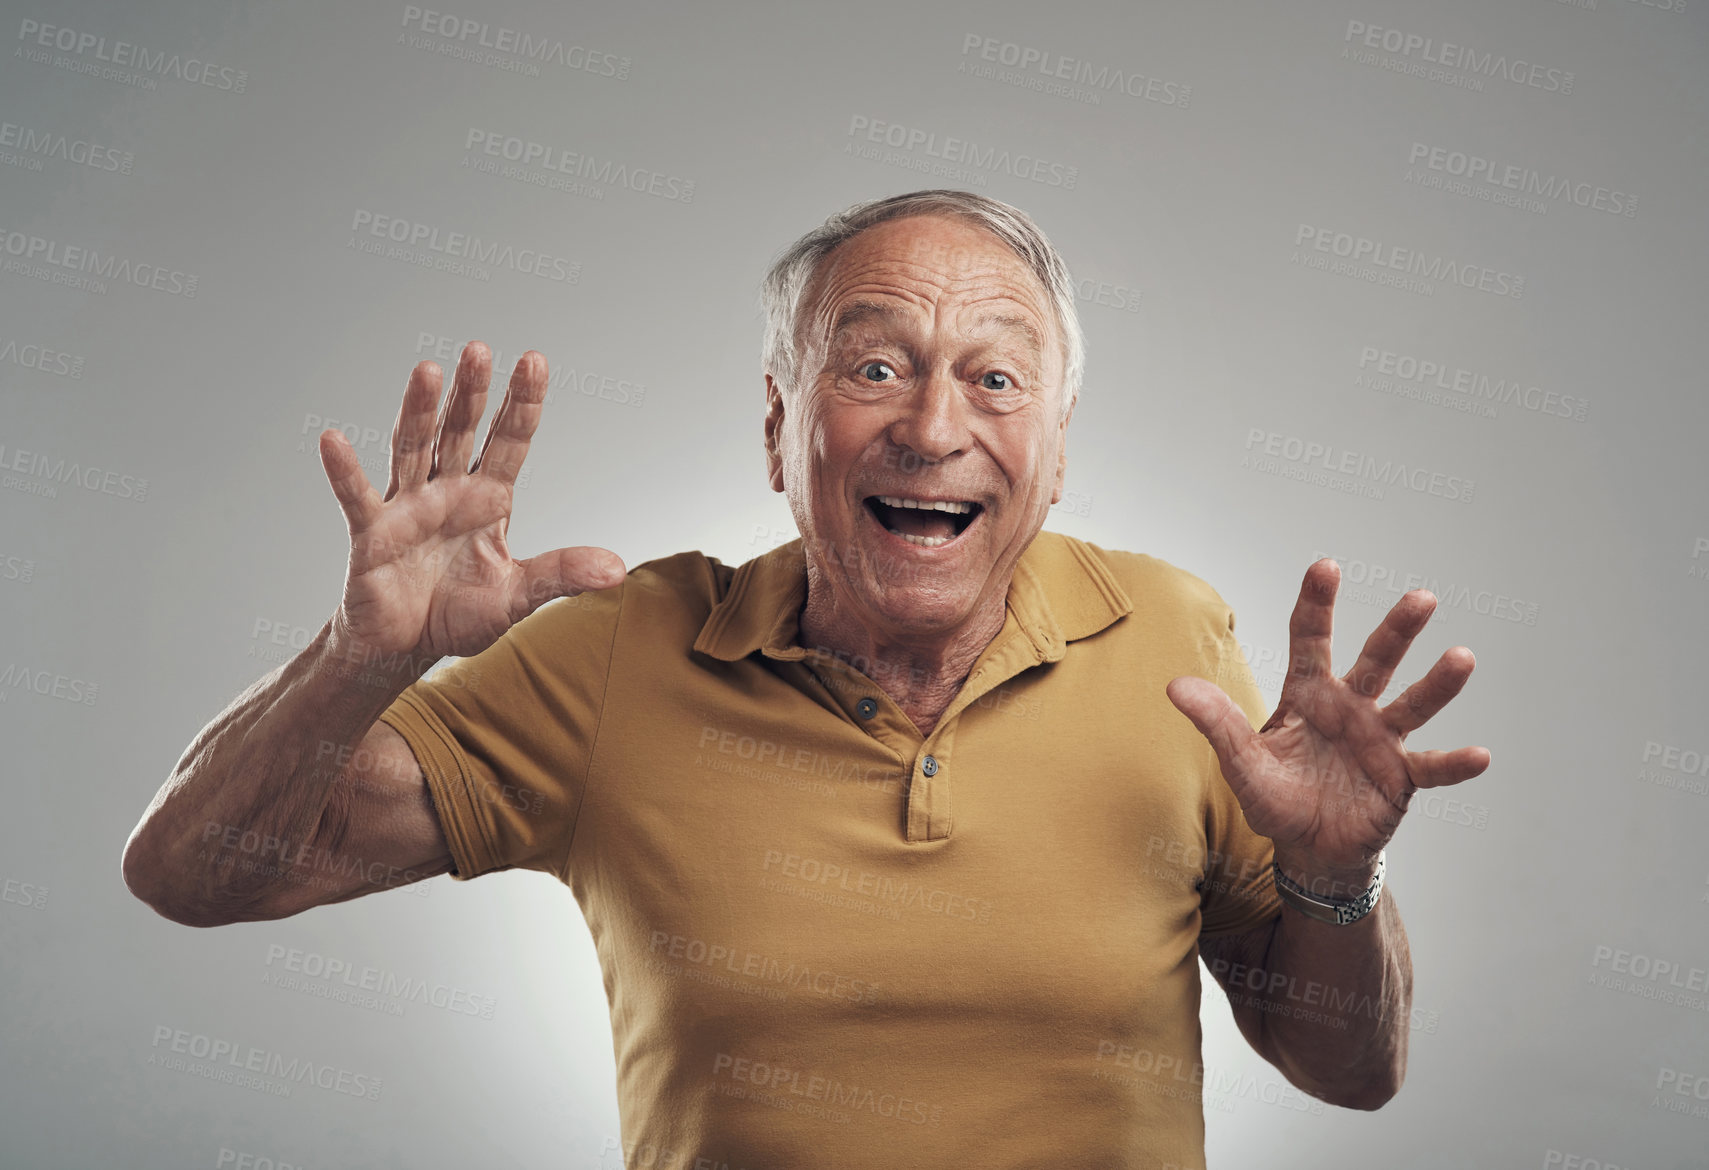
top-left (342, 474), bottom-right (525, 659)
top-left (321, 343), bottom-right (623, 666)
top-left (1167, 559), bottom-right (1490, 874)
top-left (1233, 677), bottom-right (1416, 862)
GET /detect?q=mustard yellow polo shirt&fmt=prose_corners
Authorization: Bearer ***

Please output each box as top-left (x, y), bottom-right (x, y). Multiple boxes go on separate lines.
top-left (378, 530), bottom-right (1282, 1169)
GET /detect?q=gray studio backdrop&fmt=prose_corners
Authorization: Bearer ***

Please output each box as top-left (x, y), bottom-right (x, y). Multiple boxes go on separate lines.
top-left (3, 0), bottom-right (1706, 1166)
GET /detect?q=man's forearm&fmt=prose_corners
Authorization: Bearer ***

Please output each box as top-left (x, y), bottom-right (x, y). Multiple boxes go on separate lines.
top-left (1248, 859), bottom-right (1413, 1109)
top-left (121, 617), bottom-right (425, 925)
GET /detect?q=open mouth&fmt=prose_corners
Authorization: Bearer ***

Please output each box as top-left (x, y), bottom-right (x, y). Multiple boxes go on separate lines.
top-left (863, 494), bottom-right (983, 548)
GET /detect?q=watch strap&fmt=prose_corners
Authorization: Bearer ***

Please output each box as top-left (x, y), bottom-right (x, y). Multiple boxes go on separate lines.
top-left (1272, 852), bottom-right (1385, 926)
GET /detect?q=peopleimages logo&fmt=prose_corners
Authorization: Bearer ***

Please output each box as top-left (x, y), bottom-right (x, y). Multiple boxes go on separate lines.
top-left (0, 662), bottom-right (99, 705)
top-left (347, 209), bottom-right (580, 283)
top-left (1242, 428), bottom-right (1475, 504)
top-left (1588, 944), bottom-right (1709, 1014)
top-left (0, 119), bottom-right (133, 174)
top-left (463, 129), bottom-right (695, 203)
top-left (648, 930), bottom-right (881, 1005)
top-left (0, 441), bottom-right (149, 502)
top-left (1406, 142), bottom-right (1637, 218)
top-left (1542, 1150), bottom-right (1633, 1170)
top-left (148, 1025), bottom-right (381, 1100)
top-left (397, 5), bottom-right (630, 78)
top-left (0, 227), bottom-right (198, 296)
top-left (16, 19), bottom-right (249, 91)
top-left (412, 333), bottom-right (646, 408)
top-left (1293, 224), bottom-right (1524, 299)
top-left (957, 33), bottom-right (1190, 107)
top-left (263, 944), bottom-right (497, 1019)
top-left (760, 848), bottom-right (995, 923)
top-left (1341, 20), bottom-right (1574, 93)
top-left (1312, 548), bottom-right (1540, 627)
top-left (711, 1050), bottom-right (946, 1126)
top-left (1356, 346), bottom-right (1587, 422)
top-left (844, 115), bottom-right (1079, 189)
top-left (0, 336), bottom-right (84, 379)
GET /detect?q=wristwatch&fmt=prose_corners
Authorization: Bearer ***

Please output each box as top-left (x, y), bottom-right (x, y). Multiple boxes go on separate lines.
top-left (1272, 852), bottom-right (1385, 926)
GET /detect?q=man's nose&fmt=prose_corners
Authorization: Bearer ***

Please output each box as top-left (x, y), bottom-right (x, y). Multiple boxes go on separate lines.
top-left (886, 365), bottom-right (970, 465)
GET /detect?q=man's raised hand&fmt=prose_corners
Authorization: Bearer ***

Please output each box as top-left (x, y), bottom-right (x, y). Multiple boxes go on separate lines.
top-left (1166, 558), bottom-right (1491, 891)
top-left (317, 341), bottom-right (625, 667)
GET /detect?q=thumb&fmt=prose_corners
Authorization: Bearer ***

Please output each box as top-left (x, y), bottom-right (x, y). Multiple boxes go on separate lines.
top-left (514, 546), bottom-right (627, 613)
top-left (1166, 676), bottom-right (1261, 790)
top-left (317, 428), bottom-right (381, 533)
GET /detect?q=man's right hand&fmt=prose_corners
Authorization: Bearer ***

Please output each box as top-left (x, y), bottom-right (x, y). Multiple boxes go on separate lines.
top-left (319, 341), bottom-right (626, 669)
top-left (121, 341), bottom-right (626, 927)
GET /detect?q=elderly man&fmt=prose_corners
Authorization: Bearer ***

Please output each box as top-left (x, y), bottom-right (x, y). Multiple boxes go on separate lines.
top-left (123, 190), bottom-right (1488, 1169)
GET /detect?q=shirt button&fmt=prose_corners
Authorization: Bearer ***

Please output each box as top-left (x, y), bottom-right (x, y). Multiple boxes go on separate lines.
top-left (856, 698), bottom-right (878, 720)
top-left (921, 755), bottom-right (939, 777)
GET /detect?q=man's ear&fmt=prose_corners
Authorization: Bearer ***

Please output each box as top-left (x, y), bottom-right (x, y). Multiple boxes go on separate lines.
top-left (1049, 391), bottom-right (1074, 506)
top-left (764, 373), bottom-right (786, 494)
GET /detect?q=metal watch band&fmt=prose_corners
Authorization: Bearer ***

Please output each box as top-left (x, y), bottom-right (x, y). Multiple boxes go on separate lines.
top-left (1272, 852), bottom-right (1385, 926)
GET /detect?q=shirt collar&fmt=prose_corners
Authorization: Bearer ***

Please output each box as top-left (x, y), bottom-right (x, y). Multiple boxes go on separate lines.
top-left (691, 529), bottom-right (1133, 663)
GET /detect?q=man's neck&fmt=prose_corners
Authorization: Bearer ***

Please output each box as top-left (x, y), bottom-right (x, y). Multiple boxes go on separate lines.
top-left (795, 572), bottom-right (1010, 738)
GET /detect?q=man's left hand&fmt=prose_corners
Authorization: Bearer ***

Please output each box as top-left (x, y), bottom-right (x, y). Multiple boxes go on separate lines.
top-left (1166, 558), bottom-right (1491, 894)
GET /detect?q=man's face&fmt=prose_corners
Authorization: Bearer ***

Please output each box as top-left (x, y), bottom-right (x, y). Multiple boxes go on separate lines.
top-left (764, 213), bottom-right (1072, 643)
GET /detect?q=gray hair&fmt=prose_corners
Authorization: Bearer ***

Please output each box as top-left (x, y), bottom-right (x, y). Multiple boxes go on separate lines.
top-left (759, 189), bottom-right (1084, 420)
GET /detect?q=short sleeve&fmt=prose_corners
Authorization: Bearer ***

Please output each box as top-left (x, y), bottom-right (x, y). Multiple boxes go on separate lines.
top-left (376, 586), bottom-right (623, 882)
top-left (1197, 605), bottom-right (1285, 937)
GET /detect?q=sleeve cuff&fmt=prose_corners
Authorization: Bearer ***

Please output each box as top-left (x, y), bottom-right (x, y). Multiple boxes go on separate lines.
top-left (1199, 835), bottom-right (1286, 937)
top-left (377, 691), bottom-right (505, 881)
top-left (1201, 882), bottom-right (1284, 938)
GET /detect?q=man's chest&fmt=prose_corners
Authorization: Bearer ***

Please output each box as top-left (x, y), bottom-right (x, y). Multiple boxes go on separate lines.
top-left (566, 658), bottom-right (1219, 1041)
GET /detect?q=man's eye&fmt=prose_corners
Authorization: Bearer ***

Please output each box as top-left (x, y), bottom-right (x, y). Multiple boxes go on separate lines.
top-left (980, 371), bottom-right (1014, 391)
top-left (861, 361), bottom-right (896, 382)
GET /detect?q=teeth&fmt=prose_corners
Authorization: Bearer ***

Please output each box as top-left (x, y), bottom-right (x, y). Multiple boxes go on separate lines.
top-left (876, 495), bottom-right (973, 514)
top-left (886, 529), bottom-right (952, 547)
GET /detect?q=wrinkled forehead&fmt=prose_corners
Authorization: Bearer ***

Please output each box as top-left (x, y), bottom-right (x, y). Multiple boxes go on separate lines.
top-left (798, 216), bottom-right (1057, 350)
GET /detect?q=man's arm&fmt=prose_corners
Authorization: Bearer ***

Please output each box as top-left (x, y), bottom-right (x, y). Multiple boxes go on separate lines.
top-left (1199, 884), bottom-right (1411, 1110)
top-left (121, 621), bottom-right (450, 926)
top-left (122, 342), bottom-right (624, 926)
top-left (1170, 558), bottom-right (1488, 1109)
